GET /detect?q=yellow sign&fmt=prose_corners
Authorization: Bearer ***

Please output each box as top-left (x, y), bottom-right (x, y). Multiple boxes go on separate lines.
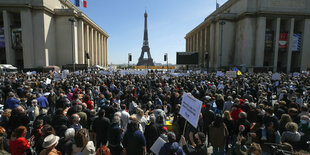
top-left (132, 66), bottom-right (175, 69)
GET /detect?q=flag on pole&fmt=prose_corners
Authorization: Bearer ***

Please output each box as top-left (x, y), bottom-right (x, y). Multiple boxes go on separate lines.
top-left (216, 3), bottom-right (220, 9)
top-left (83, 0), bottom-right (87, 8)
top-left (74, 0), bottom-right (81, 7)
top-left (234, 67), bottom-right (242, 76)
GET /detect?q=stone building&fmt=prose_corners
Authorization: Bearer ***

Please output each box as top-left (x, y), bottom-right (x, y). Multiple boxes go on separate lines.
top-left (0, 0), bottom-right (108, 69)
top-left (185, 0), bottom-right (310, 73)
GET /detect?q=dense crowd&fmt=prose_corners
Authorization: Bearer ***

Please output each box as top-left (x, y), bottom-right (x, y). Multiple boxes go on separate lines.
top-left (0, 71), bottom-right (309, 155)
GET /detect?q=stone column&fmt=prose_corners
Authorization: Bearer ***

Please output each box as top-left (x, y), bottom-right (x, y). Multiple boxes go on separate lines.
top-left (20, 9), bottom-right (35, 68)
top-left (209, 23), bottom-right (215, 68)
top-left (300, 19), bottom-right (310, 71)
top-left (78, 20), bottom-right (84, 64)
top-left (101, 35), bottom-right (104, 66)
top-left (98, 34), bottom-right (101, 66)
top-left (273, 18), bottom-right (281, 72)
top-left (94, 31), bottom-right (97, 65)
top-left (255, 17), bottom-right (266, 67)
top-left (89, 28), bottom-right (93, 65)
top-left (286, 18), bottom-right (295, 73)
top-left (105, 37), bottom-right (108, 66)
top-left (3, 10), bottom-right (15, 65)
top-left (85, 24), bottom-right (90, 66)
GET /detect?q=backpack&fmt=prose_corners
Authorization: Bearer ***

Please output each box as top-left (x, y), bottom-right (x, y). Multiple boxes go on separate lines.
top-left (96, 145), bottom-right (110, 155)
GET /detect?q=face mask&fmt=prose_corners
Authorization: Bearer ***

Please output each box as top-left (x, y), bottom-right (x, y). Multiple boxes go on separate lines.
top-left (78, 118), bottom-right (81, 122)
top-left (300, 120), bottom-right (307, 124)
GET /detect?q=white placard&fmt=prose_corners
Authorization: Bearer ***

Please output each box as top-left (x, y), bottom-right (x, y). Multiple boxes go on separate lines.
top-left (179, 93), bottom-right (202, 128)
top-left (272, 73), bottom-right (281, 80)
top-left (54, 73), bottom-right (61, 81)
top-left (163, 75), bottom-right (170, 80)
top-left (226, 71), bottom-right (237, 78)
top-left (216, 71), bottom-right (224, 77)
top-left (204, 71), bottom-right (208, 74)
top-left (45, 78), bottom-right (51, 85)
top-left (150, 137), bottom-right (166, 155)
top-left (74, 71), bottom-right (79, 75)
top-left (293, 72), bottom-right (299, 77)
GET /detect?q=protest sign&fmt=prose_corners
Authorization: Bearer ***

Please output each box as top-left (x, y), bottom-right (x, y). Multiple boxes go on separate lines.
top-left (272, 73), bottom-right (281, 80)
top-left (163, 75), bottom-right (170, 81)
top-left (54, 73), bottom-right (61, 81)
top-left (74, 71), bottom-right (79, 75)
top-left (293, 72), bottom-right (299, 77)
top-left (179, 93), bottom-right (202, 128)
top-left (216, 71), bottom-right (224, 77)
top-left (150, 137), bottom-right (166, 155)
top-left (45, 78), bottom-right (51, 85)
top-left (226, 71), bottom-right (237, 78)
top-left (204, 71), bottom-right (208, 74)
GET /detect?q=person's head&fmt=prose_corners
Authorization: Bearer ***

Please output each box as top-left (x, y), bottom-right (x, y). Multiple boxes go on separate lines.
top-left (0, 126), bottom-right (5, 137)
top-left (74, 129), bottom-right (88, 148)
top-left (280, 114), bottom-right (292, 124)
top-left (71, 114), bottom-right (80, 124)
top-left (167, 132), bottom-right (176, 143)
top-left (161, 127), bottom-right (168, 135)
top-left (120, 104), bottom-right (126, 110)
top-left (12, 126), bottom-right (27, 138)
top-left (239, 112), bottom-right (247, 119)
top-left (127, 115), bottom-right (139, 132)
top-left (223, 110), bottom-right (232, 120)
top-left (248, 142), bottom-right (262, 155)
top-left (285, 122), bottom-right (298, 132)
top-left (16, 106), bottom-right (24, 113)
top-left (33, 119), bottom-right (43, 129)
top-left (42, 124), bottom-right (55, 136)
top-left (194, 132), bottom-right (206, 145)
top-left (136, 108), bottom-right (144, 117)
top-left (65, 128), bottom-right (75, 140)
top-left (149, 114), bottom-right (156, 123)
top-left (2, 109), bottom-right (12, 118)
top-left (42, 134), bottom-right (59, 149)
top-left (8, 92), bottom-right (15, 98)
top-left (112, 115), bottom-right (121, 125)
top-left (214, 114), bottom-right (223, 128)
top-left (264, 106), bottom-right (274, 116)
top-left (98, 109), bottom-right (105, 118)
top-left (300, 115), bottom-right (310, 125)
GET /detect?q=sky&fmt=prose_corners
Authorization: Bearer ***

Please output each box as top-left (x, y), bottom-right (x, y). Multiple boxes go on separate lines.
top-left (74, 0), bottom-right (227, 65)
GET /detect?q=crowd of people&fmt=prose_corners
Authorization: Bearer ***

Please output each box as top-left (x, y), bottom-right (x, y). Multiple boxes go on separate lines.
top-left (0, 70), bottom-right (309, 155)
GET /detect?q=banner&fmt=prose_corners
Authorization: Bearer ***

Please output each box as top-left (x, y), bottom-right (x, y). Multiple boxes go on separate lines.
top-left (279, 33), bottom-right (288, 49)
top-left (292, 33), bottom-right (301, 51)
top-left (216, 71), bottom-right (224, 77)
top-left (179, 93), bottom-right (202, 128)
top-left (0, 27), bottom-right (4, 48)
top-left (272, 73), bottom-right (281, 80)
top-left (265, 31), bottom-right (273, 50)
top-left (226, 71), bottom-right (236, 78)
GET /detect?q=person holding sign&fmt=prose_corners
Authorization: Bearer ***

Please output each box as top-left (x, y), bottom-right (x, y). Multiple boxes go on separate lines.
top-left (180, 132), bottom-right (208, 155)
top-left (158, 132), bottom-right (184, 155)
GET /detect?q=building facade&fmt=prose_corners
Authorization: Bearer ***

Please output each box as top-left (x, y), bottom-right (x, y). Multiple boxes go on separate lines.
top-left (185, 0), bottom-right (310, 73)
top-left (0, 0), bottom-right (108, 69)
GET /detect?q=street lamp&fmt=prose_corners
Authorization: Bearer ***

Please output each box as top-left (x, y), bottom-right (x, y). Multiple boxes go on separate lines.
top-left (164, 53), bottom-right (168, 72)
top-left (128, 53), bottom-right (132, 69)
top-left (219, 20), bottom-right (226, 70)
top-left (69, 18), bottom-right (76, 72)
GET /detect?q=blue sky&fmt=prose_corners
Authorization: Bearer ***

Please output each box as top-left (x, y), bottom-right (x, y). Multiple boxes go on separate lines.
top-left (75, 0), bottom-right (227, 64)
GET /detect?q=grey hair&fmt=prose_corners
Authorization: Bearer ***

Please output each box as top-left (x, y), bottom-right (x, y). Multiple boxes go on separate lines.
top-left (112, 115), bottom-right (120, 124)
top-left (65, 128), bottom-right (75, 140)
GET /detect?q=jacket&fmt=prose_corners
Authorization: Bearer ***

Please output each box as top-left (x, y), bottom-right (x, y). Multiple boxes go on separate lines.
top-left (159, 142), bottom-right (184, 155)
top-left (209, 123), bottom-right (228, 148)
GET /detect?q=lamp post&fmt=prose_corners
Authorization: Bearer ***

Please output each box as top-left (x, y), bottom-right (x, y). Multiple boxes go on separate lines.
top-left (69, 18), bottom-right (76, 72)
top-left (164, 53), bottom-right (168, 72)
top-left (219, 20), bottom-right (226, 70)
top-left (128, 53), bottom-right (132, 69)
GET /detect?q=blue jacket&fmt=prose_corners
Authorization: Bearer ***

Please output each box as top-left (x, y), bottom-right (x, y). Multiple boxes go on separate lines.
top-left (6, 98), bottom-right (20, 109)
top-left (159, 142), bottom-right (185, 155)
top-left (37, 96), bottom-right (49, 108)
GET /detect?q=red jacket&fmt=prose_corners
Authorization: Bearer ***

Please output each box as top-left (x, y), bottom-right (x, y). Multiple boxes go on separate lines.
top-left (10, 137), bottom-right (30, 155)
top-left (231, 108), bottom-right (243, 123)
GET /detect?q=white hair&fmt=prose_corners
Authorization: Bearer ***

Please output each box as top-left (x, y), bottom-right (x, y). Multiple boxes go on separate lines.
top-left (65, 128), bottom-right (75, 140)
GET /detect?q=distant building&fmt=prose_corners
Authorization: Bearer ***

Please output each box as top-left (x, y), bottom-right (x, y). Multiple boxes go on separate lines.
top-left (185, 0), bottom-right (310, 73)
top-left (0, 0), bottom-right (108, 69)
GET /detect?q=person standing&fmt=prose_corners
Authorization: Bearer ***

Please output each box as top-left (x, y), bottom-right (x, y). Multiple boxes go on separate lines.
top-left (122, 116), bottom-right (146, 155)
top-left (108, 116), bottom-right (123, 155)
top-left (93, 109), bottom-right (110, 148)
top-left (209, 114), bottom-right (228, 155)
top-left (5, 92), bottom-right (20, 110)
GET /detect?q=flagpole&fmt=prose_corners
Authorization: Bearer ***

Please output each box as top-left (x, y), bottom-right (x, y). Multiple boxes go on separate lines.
top-left (216, 0), bottom-right (218, 9)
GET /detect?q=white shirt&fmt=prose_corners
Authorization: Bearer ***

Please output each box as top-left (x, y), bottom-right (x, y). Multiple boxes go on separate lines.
top-left (121, 110), bottom-right (130, 131)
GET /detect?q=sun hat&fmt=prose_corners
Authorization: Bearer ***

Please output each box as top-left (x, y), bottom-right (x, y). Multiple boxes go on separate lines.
top-left (42, 134), bottom-right (60, 148)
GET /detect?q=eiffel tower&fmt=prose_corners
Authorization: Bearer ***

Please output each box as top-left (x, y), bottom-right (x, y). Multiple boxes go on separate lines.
top-left (137, 10), bottom-right (154, 66)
